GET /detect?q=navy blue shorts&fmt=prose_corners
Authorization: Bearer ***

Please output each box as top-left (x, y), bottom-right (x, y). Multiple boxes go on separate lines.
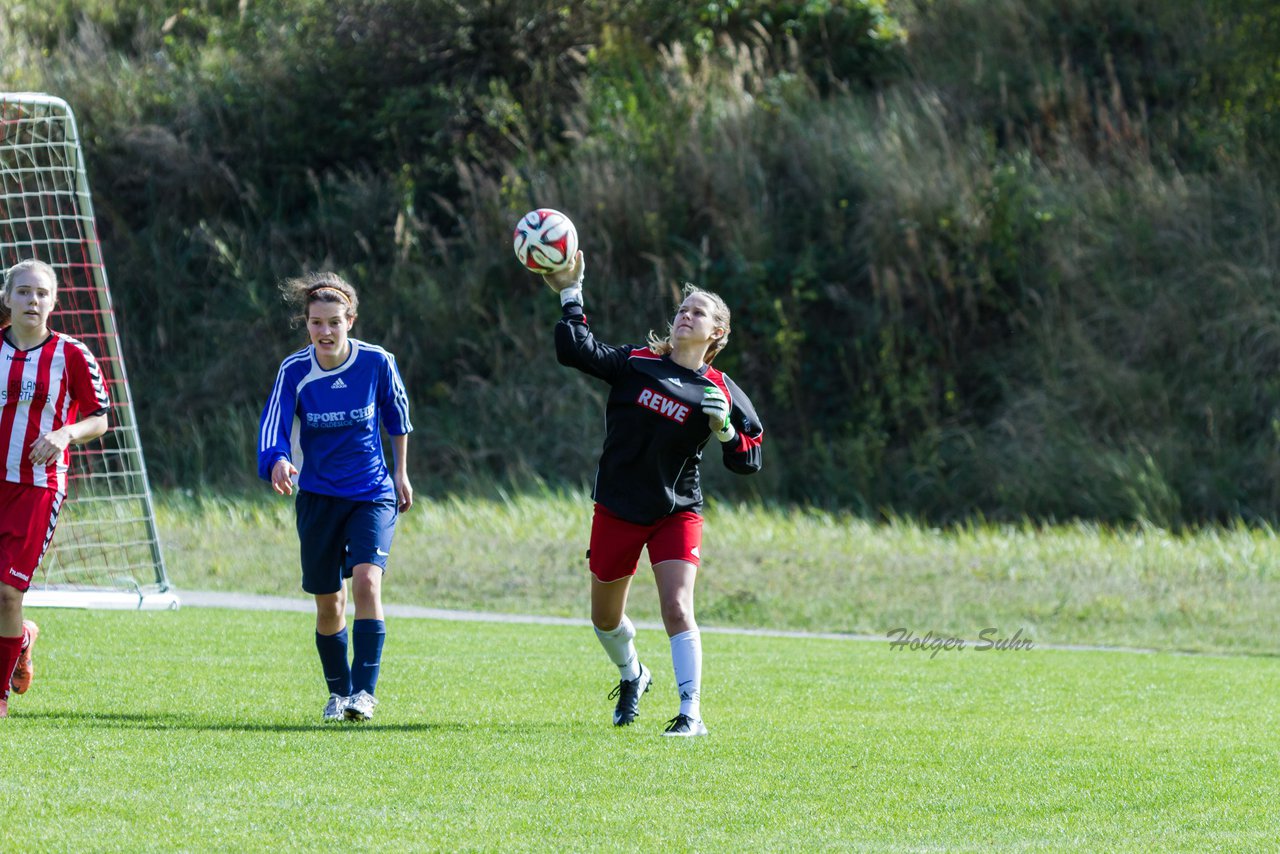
top-left (295, 490), bottom-right (398, 595)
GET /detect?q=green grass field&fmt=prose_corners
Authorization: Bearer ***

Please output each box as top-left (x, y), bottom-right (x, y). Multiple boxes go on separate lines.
top-left (3, 608), bottom-right (1278, 851)
top-left (157, 489), bottom-right (1280, 655)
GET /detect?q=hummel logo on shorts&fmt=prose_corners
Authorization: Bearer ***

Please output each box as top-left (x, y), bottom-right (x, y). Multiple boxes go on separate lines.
top-left (330, 378), bottom-right (347, 389)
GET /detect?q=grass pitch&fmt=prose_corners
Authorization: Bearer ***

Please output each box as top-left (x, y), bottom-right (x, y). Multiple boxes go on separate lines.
top-left (3, 607), bottom-right (1277, 850)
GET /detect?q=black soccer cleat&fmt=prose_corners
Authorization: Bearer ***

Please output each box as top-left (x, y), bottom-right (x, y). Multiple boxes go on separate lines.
top-left (662, 713), bottom-right (709, 737)
top-left (608, 664), bottom-right (652, 726)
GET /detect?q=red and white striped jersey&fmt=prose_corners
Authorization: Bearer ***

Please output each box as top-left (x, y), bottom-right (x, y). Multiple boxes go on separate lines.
top-left (1, 331), bottom-right (110, 493)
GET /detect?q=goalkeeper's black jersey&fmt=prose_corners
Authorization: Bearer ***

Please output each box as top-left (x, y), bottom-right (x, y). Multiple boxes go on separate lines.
top-left (556, 301), bottom-right (764, 525)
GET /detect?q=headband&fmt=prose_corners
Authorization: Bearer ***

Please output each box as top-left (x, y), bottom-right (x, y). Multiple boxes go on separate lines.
top-left (311, 286), bottom-right (351, 305)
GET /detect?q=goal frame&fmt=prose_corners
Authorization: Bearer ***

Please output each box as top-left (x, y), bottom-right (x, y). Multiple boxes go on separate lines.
top-left (1, 92), bottom-right (178, 610)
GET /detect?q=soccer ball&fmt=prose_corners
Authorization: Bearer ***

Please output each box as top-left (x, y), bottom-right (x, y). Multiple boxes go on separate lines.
top-left (513, 209), bottom-right (578, 274)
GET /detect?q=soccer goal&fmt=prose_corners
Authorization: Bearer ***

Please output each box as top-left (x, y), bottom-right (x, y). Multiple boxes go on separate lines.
top-left (1, 92), bottom-right (177, 609)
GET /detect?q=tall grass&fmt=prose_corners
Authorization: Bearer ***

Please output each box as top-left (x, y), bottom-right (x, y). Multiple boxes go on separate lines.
top-left (157, 489), bottom-right (1280, 654)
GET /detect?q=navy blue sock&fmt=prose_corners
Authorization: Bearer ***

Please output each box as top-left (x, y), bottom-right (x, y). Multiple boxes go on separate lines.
top-left (351, 619), bottom-right (386, 695)
top-left (315, 628), bottom-right (352, 697)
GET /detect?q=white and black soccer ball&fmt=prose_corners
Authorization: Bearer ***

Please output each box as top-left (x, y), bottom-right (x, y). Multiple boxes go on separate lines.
top-left (513, 208), bottom-right (579, 274)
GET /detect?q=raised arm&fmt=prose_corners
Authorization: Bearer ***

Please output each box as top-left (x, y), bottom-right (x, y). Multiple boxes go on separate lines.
top-left (547, 251), bottom-right (631, 382)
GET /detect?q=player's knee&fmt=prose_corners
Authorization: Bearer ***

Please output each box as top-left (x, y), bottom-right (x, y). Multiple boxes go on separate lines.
top-left (660, 598), bottom-right (693, 628)
top-left (314, 591), bottom-right (344, 621)
top-left (591, 614), bottom-right (622, 632)
top-left (591, 595), bottom-right (628, 632)
top-left (0, 584), bottom-right (22, 614)
top-left (350, 566), bottom-right (381, 601)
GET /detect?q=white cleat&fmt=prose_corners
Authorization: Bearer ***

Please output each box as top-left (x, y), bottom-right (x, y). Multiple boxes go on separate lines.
top-left (322, 694), bottom-right (349, 722)
top-left (662, 714), bottom-right (709, 737)
top-left (345, 689), bottom-right (378, 721)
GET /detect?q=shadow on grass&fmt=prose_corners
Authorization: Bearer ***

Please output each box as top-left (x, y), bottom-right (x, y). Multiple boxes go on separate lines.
top-left (21, 710), bottom-right (560, 734)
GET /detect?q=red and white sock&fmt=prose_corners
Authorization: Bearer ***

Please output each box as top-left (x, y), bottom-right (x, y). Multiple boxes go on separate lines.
top-left (0, 634), bottom-right (23, 701)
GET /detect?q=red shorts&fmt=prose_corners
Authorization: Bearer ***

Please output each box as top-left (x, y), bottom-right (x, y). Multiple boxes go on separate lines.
top-left (588, 503), bottom-right (703, 583)
top-left (0, 481), bottom-right (63, 592)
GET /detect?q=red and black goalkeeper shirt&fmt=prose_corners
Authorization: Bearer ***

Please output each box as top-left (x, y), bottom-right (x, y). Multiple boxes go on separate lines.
top-left (556, 301), bottom-right (764, 525)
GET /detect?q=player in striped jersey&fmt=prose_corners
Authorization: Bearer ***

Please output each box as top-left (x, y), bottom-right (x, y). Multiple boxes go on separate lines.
top-left (258, 273), bottom-right (413, 723)
top-left (548, 251), bottom-right (765, 737)
top-left (0, 259), bottom-right (110, 718)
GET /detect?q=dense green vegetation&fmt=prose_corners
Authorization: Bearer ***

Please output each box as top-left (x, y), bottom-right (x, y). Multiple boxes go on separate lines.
top-left (3, 0), bottom-right (1279, 523)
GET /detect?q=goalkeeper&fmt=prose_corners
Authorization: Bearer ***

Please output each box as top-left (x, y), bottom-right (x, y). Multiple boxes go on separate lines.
top-left (549, 251), bottom-right (764, 737)
top-left (258, 272), bottom-right (413, 723)
top-left (0, 260), bottom-right (110, 719)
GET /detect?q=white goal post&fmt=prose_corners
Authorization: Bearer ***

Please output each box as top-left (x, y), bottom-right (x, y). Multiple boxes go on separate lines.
top-left (1, 92), bottom-right (177, 609)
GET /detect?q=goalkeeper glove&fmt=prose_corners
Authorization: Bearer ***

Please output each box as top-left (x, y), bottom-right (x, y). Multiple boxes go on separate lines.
top-left (701, 386), bottom-right (736, 443)
top-left (544, 250), bottom-right (585, 306)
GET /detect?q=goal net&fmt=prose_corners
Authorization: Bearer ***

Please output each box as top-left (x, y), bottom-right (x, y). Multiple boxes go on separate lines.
top-left (1, 92), bottom-right (176, 609)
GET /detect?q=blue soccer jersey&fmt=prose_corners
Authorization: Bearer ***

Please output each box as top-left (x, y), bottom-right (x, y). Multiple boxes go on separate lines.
top-left (258, 339), bottom-right (412, 502)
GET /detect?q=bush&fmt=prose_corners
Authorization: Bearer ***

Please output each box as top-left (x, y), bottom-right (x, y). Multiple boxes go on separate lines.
top-left (4, 0), bottom-right (1279, 527)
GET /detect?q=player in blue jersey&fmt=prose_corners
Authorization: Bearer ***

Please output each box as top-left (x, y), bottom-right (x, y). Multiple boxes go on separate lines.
top-left (258, 272), bottom-right (413, 723)
top-left (547, 252), bottom-right (764, 737)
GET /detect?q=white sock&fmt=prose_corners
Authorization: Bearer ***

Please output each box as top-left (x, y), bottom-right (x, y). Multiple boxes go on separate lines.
top-left (594, 616), bottom-right (641, 682)
top-left (669, 628), bottom-right (702, 720)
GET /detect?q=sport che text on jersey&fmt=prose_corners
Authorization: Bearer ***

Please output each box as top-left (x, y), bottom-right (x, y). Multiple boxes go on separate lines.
top-left (306, 402), bottom-right (377, 429)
